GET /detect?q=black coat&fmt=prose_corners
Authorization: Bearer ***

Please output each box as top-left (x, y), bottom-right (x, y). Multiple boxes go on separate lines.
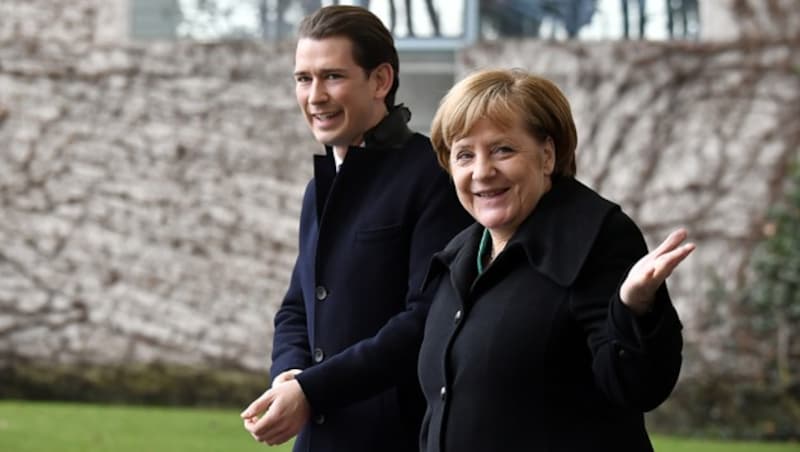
top-left (418, 177), bottom-right (683, 452)
top-left (271, 107), bottom-right (473, 452)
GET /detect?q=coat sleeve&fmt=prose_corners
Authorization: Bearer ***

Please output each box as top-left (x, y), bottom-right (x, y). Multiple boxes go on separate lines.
top-left (269, 183), bottom-right (314, 381)
top-left (295, 169), bottom-right (472, 413)
top-left (270, 258), bottom-right (312, 380)
top-left (569, 209), bottom-right (683, 412)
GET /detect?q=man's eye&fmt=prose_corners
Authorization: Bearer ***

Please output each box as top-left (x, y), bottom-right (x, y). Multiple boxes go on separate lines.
top-left (295, 76), bottom-right (310, 83)
top-left (325, 73), bottom-right (342, 80)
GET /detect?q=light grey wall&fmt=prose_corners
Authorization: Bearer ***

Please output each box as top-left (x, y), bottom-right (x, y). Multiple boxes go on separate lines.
top-left (1, 0), bottom-right (798, 376)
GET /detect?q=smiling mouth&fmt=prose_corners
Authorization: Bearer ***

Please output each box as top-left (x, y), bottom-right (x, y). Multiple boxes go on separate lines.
top-left (313, 112), bottom-right (340, 121)
top-left (475, 188), bottom-right (508, 198)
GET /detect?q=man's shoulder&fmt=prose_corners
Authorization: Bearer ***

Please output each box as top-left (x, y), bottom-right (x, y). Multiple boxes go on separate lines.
top-left (398, 132), bottom-right (438, 164)
top-left (394, 131), bottom-right (432, 153)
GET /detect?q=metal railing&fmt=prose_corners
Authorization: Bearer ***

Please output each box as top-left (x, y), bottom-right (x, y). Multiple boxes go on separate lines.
top-left (132, 0), bottom-right (701, 46)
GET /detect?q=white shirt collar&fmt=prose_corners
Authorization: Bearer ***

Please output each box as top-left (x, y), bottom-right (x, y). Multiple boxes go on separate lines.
top-left (334, 141), bottom-right (366, 172)
top-left (333, 150), bottom-right (344, 172)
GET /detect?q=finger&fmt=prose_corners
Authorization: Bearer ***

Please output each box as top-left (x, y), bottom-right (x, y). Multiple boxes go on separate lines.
top-left (253, 400), bottom-right (287, 438)
top-left (241, 390), bottom-right (274, 419)
top-left (269, 430), bottom-right (293, 446)
top-left (652, 228), bottom-right (688, 256)
top-left (652, 243), bottom-right (695, 280)
top-left (258, 421), bottom-right (286, 444)
top-left (264, 426), bottom-right (292, 446)
top-left (243, 414), bottom-right (263, 432)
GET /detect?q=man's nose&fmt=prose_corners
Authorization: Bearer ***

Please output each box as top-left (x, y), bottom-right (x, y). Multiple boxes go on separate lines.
top-left (308, 79), bottom-right (328, 104)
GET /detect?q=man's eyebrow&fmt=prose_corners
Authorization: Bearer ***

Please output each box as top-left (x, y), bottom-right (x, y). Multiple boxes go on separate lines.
top-left (293, 67), bottom-right (348, 77)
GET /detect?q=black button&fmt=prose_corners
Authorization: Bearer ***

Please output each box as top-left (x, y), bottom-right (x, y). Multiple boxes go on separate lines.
top-left (618, 348), bottom-right (627, 358)
top-left (313, 414), bottom-right (325, 424)
top-left (454, 310), bottom-right (462, 323)
top-left (314, 348), bottom-right (324, 363)
top-left (440, 386), bottom-right (447, 401)
top-left (315, 286), bottom-right (328, 301)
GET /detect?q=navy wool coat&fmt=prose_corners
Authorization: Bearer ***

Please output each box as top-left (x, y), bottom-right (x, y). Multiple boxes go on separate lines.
top-left (271, 106), bottom-right (473, 452)
top-left (418, 177), bottom-right (683, 452)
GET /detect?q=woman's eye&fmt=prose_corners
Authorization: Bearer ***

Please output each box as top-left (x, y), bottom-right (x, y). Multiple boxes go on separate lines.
top-left (495, 146), bottom-right (514, 154)
top-left (454, 151), bottom-right (473, 162)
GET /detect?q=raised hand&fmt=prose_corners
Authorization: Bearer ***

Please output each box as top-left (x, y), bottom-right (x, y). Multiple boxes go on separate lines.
top-left (619, 228), bottom-right (695, 315)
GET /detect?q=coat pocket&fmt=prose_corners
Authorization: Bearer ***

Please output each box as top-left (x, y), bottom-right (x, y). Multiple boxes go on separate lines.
top-left (355, 223), bottom-right (403, 242)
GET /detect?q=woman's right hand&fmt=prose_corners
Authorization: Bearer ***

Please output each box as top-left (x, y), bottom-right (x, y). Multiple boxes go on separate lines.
top-left (619, 228), bottom-right (695, 315)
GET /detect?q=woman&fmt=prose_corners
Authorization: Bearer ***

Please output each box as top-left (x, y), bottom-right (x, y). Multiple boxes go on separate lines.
top-left (418, 69), bottom-right (695, 452)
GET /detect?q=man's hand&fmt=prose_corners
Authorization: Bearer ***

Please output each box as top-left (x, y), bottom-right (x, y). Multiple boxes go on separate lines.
top-left (272, 369), bottom-right (303, 385)
top-left (241, 370), bottom-right (310, 446)
top-left (620, 228), bottom-right (695, 315)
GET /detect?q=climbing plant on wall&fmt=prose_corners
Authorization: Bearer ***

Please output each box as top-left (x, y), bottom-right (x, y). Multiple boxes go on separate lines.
top-left (746, 157), bottom-right (800, 388)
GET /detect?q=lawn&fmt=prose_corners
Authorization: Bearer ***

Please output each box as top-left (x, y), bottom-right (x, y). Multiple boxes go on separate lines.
top-left (0, 400), bottom-right (291, 452)
top-left (0, 400), bottom-right (797, 452)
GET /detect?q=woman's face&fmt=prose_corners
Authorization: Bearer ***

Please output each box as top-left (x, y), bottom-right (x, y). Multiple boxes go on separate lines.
top-left (450, 118), bottom-right (555, 241)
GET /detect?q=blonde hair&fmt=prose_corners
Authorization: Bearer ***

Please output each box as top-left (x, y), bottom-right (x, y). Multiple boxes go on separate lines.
top-left (430, 68), bottom-right (577, 177)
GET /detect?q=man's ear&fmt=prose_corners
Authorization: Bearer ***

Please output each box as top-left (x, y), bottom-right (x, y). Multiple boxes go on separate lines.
top-left (371, 62), bottom-right (394, 101)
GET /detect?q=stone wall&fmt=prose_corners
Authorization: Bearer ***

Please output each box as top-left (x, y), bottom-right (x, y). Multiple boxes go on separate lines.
top-left (1, 0), bottom-right (798, 377)
top-left (701, 0), bottom-right (800, 41)
top-left (0, 1), bottom-right (316, 372)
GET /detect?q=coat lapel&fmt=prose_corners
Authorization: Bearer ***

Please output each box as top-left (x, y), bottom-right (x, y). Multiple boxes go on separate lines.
top-left (423, 223), bottom-right (483, 305)
top-left (313, 150), bottom-right (336, 221)
top-left (423, 177), bottom-right (620, 298)
top-left (509, 177), bottom-right (619, 287)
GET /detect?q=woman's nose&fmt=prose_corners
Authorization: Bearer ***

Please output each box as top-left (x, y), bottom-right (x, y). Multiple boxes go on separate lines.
top-left (472, 153), bottom-right (495, 180)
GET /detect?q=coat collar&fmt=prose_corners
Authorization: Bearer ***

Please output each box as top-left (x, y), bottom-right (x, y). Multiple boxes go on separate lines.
top-left (317, 104), bottom-right (414, 162)
top-left (312, 105), bottom-right (414, 221)
top-left (363, 104), bottom-right (413, 149)
top-left (424, 177), bottom-right (619, 291)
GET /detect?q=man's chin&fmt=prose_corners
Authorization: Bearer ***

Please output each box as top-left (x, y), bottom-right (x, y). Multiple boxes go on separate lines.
top-left (311, 131), bottom-right (337, 146)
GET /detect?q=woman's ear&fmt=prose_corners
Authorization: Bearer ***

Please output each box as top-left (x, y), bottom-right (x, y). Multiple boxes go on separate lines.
top-left (543, 136), bottom-right (556, 176)
top-left (371, 62), bottom-right (394, 100)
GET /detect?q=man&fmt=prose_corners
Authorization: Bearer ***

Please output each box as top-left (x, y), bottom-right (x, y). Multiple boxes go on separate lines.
top-left (241, 6), bottom-right (472, 452)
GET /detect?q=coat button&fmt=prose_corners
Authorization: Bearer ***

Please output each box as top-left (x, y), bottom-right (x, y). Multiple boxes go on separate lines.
top-left (618, 348), bottom-right (627, 358)
top-left (440, 386), bottom-right (447, 401)
top-left (313, 414), bottom-right (325, 424)
top-left (315, 285), bottom-right (328, 301)
top-left (454, 309), bottom-right (462, 323)
top-left (314, 348), bottom-right (324, 363)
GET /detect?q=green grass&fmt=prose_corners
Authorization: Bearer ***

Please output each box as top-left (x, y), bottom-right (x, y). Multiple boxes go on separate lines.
top-left (0, 400), bottom-right (798, 452)
top-left (0, 400), bottom-right (292, 452)
top-left (651, 436), bottom-right (800, 452)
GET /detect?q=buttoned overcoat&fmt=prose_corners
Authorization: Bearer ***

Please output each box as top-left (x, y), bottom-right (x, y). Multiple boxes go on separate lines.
top-left (270, 107), bottom-right (472, 452)
top-left (418, 177), bottom-right (683, 452)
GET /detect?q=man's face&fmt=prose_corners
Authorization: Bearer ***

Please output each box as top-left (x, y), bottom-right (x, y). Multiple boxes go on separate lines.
top-left (294, 37), bottom-right (389, 155)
